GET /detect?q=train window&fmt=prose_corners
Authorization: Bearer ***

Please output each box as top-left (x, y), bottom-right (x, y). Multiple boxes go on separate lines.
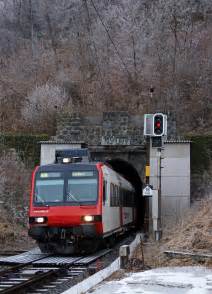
top-left (110, 183), bottom-right (115, 206)
top-left (67, 178), bottom-right (97, 203)
top-left (35, 179), bottom-right (64, 203)
top-left (126, 191), bottom-right (129, 206)
top-left (121, 189), bottom-right (134, 207)
top-left (110, 183), bottom-right (113, 206)
top-left (122, 189), bottom-right (125, 205)
top-left (103, 180), bottom-right (107, 204)
top-left (120, 188), bottom-right (123, 206)
top-left (115, 185), bottom-right (119, 206)
top-left (109, 184), bottom-right (135, 207)
top-left (113, 185), bottom-right (117, 206)
top-left (113, 185), bottom-right (116, 206)
top-left (110, 184), bottom-right (120, 207)
top-left (114, 184), bottom-right (117, 206)
top-left (108, 183), bottom-right (136, 207)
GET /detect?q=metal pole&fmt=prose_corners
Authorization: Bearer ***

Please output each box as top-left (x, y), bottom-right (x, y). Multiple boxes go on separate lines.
top-left (156, 147), bottom-right (162, 240)
top-left (145, 137), bottom-right (150, 232)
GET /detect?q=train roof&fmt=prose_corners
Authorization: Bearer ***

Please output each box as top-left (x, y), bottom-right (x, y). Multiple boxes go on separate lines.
top-left (37, 162), bottom-right (102, 172)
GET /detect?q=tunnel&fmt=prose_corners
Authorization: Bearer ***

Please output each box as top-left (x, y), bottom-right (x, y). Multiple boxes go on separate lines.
top-left (105, 158), bottom-right (145, 230)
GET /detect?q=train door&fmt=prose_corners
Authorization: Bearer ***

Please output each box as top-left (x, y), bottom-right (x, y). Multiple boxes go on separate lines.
top-left (102, 178), bottom-right (111, 233)
top-left (102, 167), bottom-right (120, 234)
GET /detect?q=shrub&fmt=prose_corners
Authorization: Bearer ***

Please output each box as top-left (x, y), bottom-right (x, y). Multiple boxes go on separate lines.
top-left (22, 83), bottom-right (69, 133)
top-left (0, 149), bottom-right (30, 225)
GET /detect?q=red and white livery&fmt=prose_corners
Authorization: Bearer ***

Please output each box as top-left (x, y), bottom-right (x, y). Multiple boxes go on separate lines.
top-left (28, 162), bottom-right (136, 254)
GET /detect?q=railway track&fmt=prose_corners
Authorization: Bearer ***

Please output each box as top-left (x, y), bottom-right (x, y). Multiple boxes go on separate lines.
top-left (0, 251), bottom-right (28, 257)
top-left (0, 248), bottom-right (111, 293)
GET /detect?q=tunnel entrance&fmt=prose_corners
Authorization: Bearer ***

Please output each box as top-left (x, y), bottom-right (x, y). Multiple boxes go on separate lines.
top-left (44, 111), bottom-right (149, 231)
top-left (106, 158), bottom-right (144, 229)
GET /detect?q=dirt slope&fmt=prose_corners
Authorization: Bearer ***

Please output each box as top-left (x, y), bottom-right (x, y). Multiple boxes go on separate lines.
top-left (133, 198), bottom-right (212, 268)
top-left (0, 209), bottom-right (35, 251)
top-left (166, 199), bottom-right (212, 253)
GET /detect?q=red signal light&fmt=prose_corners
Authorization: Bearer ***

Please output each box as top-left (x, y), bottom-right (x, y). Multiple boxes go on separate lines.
top-left (153, 114), bottom-right (164, 136)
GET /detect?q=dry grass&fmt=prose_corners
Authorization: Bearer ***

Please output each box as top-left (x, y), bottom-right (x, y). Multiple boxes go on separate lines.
top-left (0, 209), bottom-right (35, 251)
top-left (133, 198), bottom-right (212, 269)
top-left (166, 198), bottom-right (212, 253)
top-left (0, 222), bottom-right (15, 243)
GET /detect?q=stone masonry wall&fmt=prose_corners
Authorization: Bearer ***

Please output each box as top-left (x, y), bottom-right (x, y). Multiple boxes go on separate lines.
top-left (54, 112), bottom-right (144, 145)
top-left (54, 111), bottom-right (177, 145)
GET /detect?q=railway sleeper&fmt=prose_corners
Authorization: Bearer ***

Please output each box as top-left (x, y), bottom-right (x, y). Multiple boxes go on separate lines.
top-left (0, 268), bottom-right (63, 294)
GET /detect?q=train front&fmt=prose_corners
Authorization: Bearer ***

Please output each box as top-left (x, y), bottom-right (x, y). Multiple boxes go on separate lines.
top-left (28, 163), bottom-right (103, 255)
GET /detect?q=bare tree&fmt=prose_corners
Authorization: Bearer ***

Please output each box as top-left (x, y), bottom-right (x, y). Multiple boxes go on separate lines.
top-left (0, 0), bottom-right (210, 132)
top-left (22, 83), bottom-right (69, 133)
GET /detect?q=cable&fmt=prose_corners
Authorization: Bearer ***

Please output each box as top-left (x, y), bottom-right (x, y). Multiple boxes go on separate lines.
top-left (89, 0), bottom-right (132, 79)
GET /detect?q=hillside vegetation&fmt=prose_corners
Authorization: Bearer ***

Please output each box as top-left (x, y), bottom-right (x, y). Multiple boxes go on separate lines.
top-left (133, 198), bottom-right (212, 268)
top-left (0, 0), bottom-right (211, 134)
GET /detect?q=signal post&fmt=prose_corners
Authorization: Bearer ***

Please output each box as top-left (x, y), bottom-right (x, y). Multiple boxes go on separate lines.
top-left (143, 113), bottom-right (167, 240)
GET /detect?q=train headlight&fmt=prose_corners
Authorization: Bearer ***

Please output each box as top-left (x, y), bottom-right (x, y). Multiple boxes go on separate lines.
top-left (62, 158), bottom-right (71, 163)
top-left (35, 217), bottom-right (45, 223)
top-left (83, 215), bottom-right (94, 222)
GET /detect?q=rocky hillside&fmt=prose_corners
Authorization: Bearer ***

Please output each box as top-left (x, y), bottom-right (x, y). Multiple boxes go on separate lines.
top-left (0, 0), bottom-right (211, 134)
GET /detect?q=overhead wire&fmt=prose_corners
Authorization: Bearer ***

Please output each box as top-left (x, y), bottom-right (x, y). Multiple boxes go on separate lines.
top-left (89, 0), bottom-right (132, 79)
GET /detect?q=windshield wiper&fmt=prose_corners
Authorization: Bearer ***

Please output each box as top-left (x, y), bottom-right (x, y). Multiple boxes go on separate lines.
top-left (35, 194), bottom-right (49, 206)
top-left (67, 191), bottom-right (81, 204)
top-left (36, 194), bottom-right (45, 203)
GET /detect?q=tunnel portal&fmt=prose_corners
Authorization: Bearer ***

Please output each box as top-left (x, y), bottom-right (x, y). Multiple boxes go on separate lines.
top-left (52, 111), bottom-right (147, 229)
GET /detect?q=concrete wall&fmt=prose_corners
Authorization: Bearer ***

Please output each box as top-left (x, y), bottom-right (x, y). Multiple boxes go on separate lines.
top-left (40, 143), bottom-right (82, 165)
top-left (150, 141), bottom-right (190, 225)
top-left (161, 142), bottom-right (190, 224)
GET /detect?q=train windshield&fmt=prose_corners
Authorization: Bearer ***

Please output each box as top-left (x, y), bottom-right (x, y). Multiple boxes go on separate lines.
top-left (34, 170), bottom-right (98, 205)
top-left (34, 172), bottom-right (64, 204)
top-left (67, 171), bottom-right (97, 204)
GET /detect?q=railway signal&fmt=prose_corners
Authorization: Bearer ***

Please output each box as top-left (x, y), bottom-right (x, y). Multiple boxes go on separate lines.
top-left (144, 112), bottom-right (168, 241)
top-left (153, 113), bottom-right (164, 136)
top-left (144, 113), bottom-right (167, 137)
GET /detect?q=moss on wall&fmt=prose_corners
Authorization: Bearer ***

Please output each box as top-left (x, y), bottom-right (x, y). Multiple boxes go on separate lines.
top-left (0, 133), bottom-right (49, 166)
top-left (188, 135), bottom-right (212, 174)
top-left (186, 135), bottom-right (212, 200)
top-left (0, 133), bottom-right (211, 173)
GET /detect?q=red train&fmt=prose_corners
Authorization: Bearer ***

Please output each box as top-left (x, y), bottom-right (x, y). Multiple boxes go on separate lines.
top-left (28, 161), bottom-right (137, 254)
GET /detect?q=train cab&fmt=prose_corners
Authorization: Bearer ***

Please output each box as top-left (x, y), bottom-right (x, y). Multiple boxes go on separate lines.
top-left (28, 161), bottom-right (136, 254)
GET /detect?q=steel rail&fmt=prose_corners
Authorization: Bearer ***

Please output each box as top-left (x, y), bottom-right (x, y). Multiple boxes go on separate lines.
top-left (0, 251), bottom-right (27, 256)
top-left (0, 254), bottom-right (52, 278)
top-left (0, 263), bottom-right (27, 278)
top-left (0, 248), bottom-right (112, 293)
top-left (0, 268), bottom-right (61, 293)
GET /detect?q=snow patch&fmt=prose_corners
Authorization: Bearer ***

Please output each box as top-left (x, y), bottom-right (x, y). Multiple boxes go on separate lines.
top-left (91, 266), bottom-right (212, 294)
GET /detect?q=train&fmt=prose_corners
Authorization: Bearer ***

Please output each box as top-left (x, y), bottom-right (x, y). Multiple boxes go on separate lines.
top-left (28, 160), bottom-right (137, 255)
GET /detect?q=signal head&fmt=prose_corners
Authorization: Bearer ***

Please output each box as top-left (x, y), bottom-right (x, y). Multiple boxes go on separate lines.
top-left (153, 113), bottom-right (164, 136)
